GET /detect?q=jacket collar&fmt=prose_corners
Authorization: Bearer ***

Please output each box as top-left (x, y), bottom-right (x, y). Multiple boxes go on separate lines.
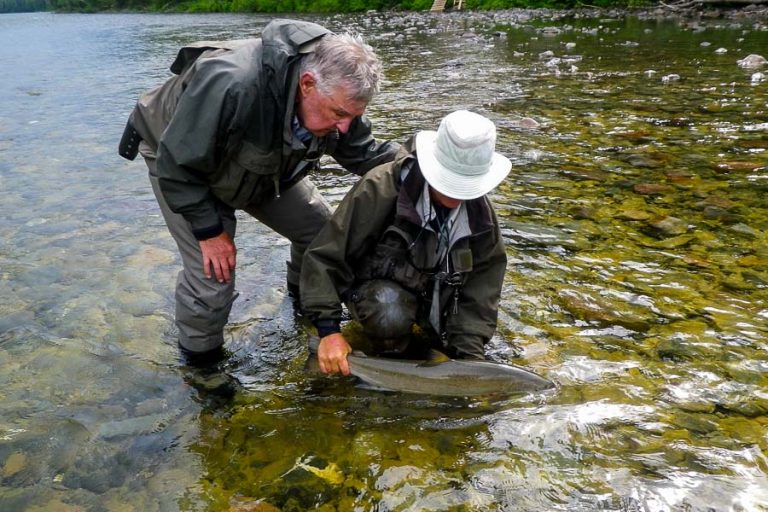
top-left (259, 20), bottom-right (332, 151)
top-left (261, 19), bottom-right (331, 76)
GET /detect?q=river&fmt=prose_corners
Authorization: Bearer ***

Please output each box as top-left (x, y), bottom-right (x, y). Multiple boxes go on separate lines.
top-left (1, 8), bottom-right (767, 511)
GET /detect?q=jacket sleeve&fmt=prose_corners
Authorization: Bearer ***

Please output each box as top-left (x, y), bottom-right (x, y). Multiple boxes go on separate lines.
top-left (300, 165), bottom-right (399, 331)
top-left (153, 60), bottom-right (244, 240)
top-left (330, 115), bottom-right (400, 176)
top-left (444, 205), bottom-right (507, 359)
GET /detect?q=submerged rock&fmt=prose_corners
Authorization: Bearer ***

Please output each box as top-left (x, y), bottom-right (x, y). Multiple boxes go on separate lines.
top-left (737, 54), bottom-right (767, 69)
top-left (560, 166), bottom-right (609, 182)
top-left (653, 328), bottom-right (720, 362)
top-left (702, 206), bottom-right (740, 223)
top-left (2, 452), bottom-right (28, 479)
top-left (695, 196), bottom-right (736, 210)
top-left (673, 412), bottom-right (719, 434)
top-left (626, 155), bottom-right (664, 168)
top-left (443, 58), bottom-right (464, 68)
top-left (642, 234), bottom-right (695, 249)
top-left (647, 216), bottom-right (689, 236)
top-left (228, 498), bottom-right (282, 512)
top-left (714, 160), bottom-right (764, 173)
top-left (0, 418), bottom-right (90, 487)
top-left (617, 209), bottom-right (652, 221)
top-left (501, 222), bottom-right (582, 249)
top-left (517, 117), bottom-right (540, 129)
top-left (729, 223), bottom-right (761, 239)
top-left (558, 288), bottom-right (655, 332)
top-left (633, 183), bottom-right (673, 195)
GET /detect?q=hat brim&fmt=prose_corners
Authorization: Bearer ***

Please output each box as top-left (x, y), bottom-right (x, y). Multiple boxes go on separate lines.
top-left (415, 130), bottom-right (512, 201)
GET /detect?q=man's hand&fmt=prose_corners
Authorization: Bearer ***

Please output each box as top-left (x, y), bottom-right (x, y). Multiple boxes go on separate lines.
top-left (318, 333), bottom-right (352, 376)
top-left (199, 232), bottom-right (237, 283)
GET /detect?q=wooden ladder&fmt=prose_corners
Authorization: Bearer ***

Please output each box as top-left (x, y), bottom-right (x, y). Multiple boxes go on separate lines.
top-left (430, 0), bottom-right (446, 11)
top-left (430, 0), bottom-right (462, 11)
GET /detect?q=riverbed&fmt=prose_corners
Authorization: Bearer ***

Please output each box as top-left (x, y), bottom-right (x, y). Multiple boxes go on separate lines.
top-left (1, 7), bottom-right (767, 511)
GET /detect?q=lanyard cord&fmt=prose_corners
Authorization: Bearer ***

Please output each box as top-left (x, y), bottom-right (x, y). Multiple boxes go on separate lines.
top-left (406, 200), bottom-right (454, 275)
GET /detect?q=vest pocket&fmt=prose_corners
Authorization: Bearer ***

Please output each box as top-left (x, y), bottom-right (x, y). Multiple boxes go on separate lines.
top-left (360, 229), bottom-right (431, 293)
top-left (234, 140), bottom-right (280, 175)
top-left (214, 141), bottom-right (281, 207)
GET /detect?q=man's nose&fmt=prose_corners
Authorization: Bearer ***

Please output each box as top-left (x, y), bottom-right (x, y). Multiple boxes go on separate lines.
top-left (336, 118), bottom-right (353, 134)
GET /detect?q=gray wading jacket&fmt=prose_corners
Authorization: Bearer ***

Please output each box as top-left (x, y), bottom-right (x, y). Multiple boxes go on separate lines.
top-left (119, 19), bottom-right (399, 240)
top-left (300, 138), bottom-right (507, 358)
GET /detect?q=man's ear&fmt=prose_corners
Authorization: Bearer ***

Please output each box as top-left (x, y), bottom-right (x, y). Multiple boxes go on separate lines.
top-left (299, 72), bottom-right (316, 97)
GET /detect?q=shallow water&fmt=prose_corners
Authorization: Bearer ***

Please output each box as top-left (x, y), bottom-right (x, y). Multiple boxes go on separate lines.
top-left (1, 8), bottom-right (767, 511)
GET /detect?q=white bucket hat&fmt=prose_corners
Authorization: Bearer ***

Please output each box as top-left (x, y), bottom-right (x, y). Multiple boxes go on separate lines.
top-left (415, 110), bottom-right (512, 200)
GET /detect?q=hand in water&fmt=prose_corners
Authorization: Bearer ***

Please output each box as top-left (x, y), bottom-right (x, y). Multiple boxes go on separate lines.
top-left (317, 333), bottom-right (352, 375)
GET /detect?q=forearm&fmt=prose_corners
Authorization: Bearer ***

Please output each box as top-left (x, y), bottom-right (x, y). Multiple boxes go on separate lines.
top-left (300, 249), bottom-right (350, 333)
top-left (332, 116), bottom-right (400, 176)
top-left (300, 169), bottom-right (398, 329)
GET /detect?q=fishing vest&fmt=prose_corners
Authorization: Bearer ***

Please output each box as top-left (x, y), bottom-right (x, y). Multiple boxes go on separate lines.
top-left (355, 167), bottom-right (475, 302)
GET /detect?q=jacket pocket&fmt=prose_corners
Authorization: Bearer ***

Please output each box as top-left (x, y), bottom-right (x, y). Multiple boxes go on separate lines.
top-left (360, 226), bottom-right (431, 293)
top-left (213, 141), bottom-right (281, 207)
top-left (234, 140), bottom-right (281, 175)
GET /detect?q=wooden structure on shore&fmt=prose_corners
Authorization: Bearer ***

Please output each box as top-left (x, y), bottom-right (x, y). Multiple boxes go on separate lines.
top-left (430, 0), bottom-right (463, 11)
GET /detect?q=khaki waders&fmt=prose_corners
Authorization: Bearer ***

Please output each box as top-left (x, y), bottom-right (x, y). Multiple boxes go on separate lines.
top-left (146, 158), bottom-right (331, 353)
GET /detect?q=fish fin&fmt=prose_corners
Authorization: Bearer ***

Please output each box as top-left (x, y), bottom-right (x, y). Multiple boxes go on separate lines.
top-left (418, 349), bottom-right (451, 367)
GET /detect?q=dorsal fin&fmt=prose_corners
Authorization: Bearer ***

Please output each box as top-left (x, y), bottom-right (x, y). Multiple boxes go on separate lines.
top-left (418, 349), bottom-right (451, 367)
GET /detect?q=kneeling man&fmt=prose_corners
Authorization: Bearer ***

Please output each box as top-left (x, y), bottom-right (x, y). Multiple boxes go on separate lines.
top-left (300, 110), bottom-right (512, 375)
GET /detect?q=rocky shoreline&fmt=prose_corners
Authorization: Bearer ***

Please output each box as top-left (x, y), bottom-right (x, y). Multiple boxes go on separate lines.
top-left (428, 3), bottom-right (768, 22)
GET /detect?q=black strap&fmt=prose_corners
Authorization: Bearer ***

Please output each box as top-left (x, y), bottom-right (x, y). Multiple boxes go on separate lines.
top-left (118, 119), bottom-right (142, 161)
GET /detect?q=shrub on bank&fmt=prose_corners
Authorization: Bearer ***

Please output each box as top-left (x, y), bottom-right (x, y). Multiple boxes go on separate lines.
top-left (182, 0), bottom-right (433, 13)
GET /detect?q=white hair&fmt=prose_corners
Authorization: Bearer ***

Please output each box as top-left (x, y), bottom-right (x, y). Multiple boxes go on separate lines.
top-left (299, 32), bottom-right (382, 103)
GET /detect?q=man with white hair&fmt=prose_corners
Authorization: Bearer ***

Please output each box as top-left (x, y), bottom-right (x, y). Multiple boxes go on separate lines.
top-left (119, 19), bottom-right (398, 361)
top-left (300, 110), bottom-right (512, 375)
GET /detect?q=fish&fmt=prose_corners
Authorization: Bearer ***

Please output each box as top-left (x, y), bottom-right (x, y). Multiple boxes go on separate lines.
top-left (345, 351), bottom-right (555, 397)
top-left (307, 337), bottom-right (554, 397)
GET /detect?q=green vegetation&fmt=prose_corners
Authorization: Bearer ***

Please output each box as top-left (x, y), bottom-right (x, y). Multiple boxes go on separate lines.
top-left (4, 0), bottom-right (646, 14)
top-left (1, 0), bottom-right (49, 12)
top-left (181, 0), bottom-right (433, 14)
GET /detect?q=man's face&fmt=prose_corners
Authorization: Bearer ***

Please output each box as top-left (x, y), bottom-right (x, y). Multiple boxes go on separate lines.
top-left (429, 187), bottom-right (463, 210)
top-left (296, 71), bottom-right (368, 137)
